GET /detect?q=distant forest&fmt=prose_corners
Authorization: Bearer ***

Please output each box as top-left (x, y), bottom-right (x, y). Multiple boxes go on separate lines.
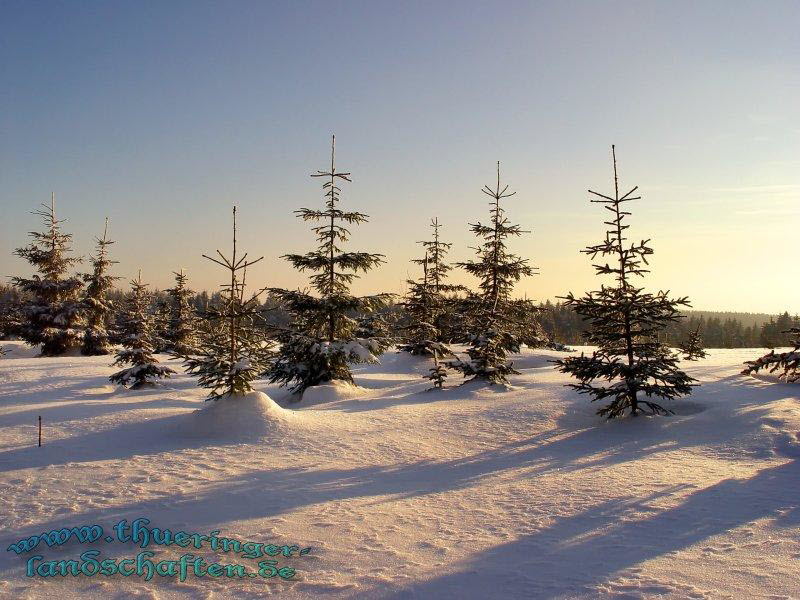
top-left (188, 291), bottom-right (800, 349)
top-left (536, 301), bottom-right (799, 349)
top-left (1, 283), bottom-right (796, 350)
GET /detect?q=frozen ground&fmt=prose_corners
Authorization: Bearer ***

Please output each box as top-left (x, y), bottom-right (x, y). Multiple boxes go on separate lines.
top-left (0, 341), bottom-right (798, 599)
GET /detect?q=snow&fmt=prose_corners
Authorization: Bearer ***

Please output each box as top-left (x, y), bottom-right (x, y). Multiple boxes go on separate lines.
top-left (181, 391), bottom-right (296, 440)
top-left (0, 342), bottom-right (798, 599)
top-left (292, 380), bottom-right (367, 406)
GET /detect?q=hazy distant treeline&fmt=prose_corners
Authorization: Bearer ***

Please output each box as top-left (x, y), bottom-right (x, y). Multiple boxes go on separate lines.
top-left (537, 300), bottom-right (798, 348)
top-left (1, 283), bottom-right (794, 350)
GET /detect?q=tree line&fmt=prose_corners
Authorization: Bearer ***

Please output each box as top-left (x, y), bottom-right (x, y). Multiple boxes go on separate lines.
top-left (2, 141), bottom-right (797, 418)
top-left (537, 302), bottom-right (798, 349)
top-left (2, 286), bottom-right (795, 351)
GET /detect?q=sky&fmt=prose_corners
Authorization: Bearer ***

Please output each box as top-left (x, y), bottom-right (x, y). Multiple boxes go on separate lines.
top-left (1, 0), bottom-right (798, 313)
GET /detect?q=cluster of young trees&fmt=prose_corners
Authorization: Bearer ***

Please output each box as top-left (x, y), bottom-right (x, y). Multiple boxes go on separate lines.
top-left (3, 141), bottom-right (795, 417)
top-left (3, 195), bottom-right (199, 388)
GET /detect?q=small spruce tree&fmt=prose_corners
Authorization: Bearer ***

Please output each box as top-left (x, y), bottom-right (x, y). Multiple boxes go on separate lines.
top-left (150, 295), bottom-right (171, 353)
top-left (678, 325), bottom-right (707, 360)
top-left (12, 194), bottom-right (85, 356)
top-left (420, 218), bottom-right (466, 344)
top-left (399, 219), bottom-right (460, 357)
top-left (82, 218), bottom-right (119, 355)
top-left (742, 327), bottom-right (800, 382)
top-left (398, 254), bottom-right (440, 356)
top-left (165, 269), bottom-right (198, 356)
top-left (0, 286), bottom-right (25, 343)
top-left (354, 311), bottom-right (394, 354)
top-left (268, 136), bottom-right (392, 397)
top-left (554, 146), bottom-right (695, 418)
top-left (426, 346), bottom-right (451, 390)
top-left (110, 272), bottom-right (175, 389)
top-left (398, 250), bottom-right (456, 390)
top-left (181, 207), bottom-right (273, 400)
top-left (449, 163), bottom-right (537, 384)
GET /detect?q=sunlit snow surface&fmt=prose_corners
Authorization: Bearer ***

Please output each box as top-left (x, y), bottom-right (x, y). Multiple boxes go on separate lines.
top-left (0, 341), bottom-right (798, 599)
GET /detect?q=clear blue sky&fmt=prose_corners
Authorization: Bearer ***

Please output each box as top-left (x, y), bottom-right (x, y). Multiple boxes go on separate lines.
top-left (2, 1), bottom-right (798, 313)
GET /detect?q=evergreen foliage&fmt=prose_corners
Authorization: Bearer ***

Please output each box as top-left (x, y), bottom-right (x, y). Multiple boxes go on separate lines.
top-left (554, 146), bottom-right (695, 418)
top-left (398, 255), bottom-right (442, 356)
top-left (12, 194), bottom-right (85, 356)
top-left (165, 269), bottom-right (198, 356)
top-left (678, 325), bottom-right (707, 360)
top-left (448, 163), bottom-right (538, 384)
top-left (181, 207), bottom-right (273, 400)
top-left (758, 312), bottom-right (798, 348)
top-left (81, 218), bottom-right (119, 355)
top-left (0, 284), bottom-right (25, 342)
top-left (268, 136), bottom-right (392, 397)
top-left (426, 346), bottom-right (451, 390)
top-left (110, 272), bottom-right (175, 389)
top-left (536, 301), bottom-right (791, 349)
top-left (398, 219), bottom-right (460, 358)
top-left (742, 327), bottom-right (800, 382)
top-left (354, 311), bottom-right (394, 354)
top-left (150, 295), bottom-right (171, 353)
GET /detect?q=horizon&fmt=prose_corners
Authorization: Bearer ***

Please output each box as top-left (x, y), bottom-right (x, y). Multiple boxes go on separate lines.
top-left (2, 1), bottom-right (798, 313)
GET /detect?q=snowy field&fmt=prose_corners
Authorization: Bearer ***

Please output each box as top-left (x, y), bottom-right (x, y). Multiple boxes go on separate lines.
top-left (0, 341), bottom-right (798, 600)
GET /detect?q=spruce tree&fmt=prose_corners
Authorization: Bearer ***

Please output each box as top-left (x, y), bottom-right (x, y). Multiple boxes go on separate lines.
top-left (12, 193), bottom-right (85, 356)
top-left (268, 136), bottom-right (391, 397)
top-left (0, 285), bottom-right (24, 343)
top-left (150, 294), bottom-right (171, 353)
top-left (354, 311), bottom-right (394, 354)
top-left (419, 218), bottom-right (459, 302)
top-left (426, 349), bottom-right (449, 390)
top-left (398, 254), bottom-right (439, 355)
top-left (742, 327), bottom-right (800, 382)
top-left (398, 219), bottom-right (460, 357)
top-left (554, 146), bottom-right (695, 418)
top-left (110, 272), bottom-right (175, 389)
top-left (678, 325), bottom-right (707, 360)
top-left (165, 269), bottom-right (198, 356)
top-left (82, 218), bottom-right (119, 355)
top-left (181, 207), bottom-right (273, 400)
top-left (449, 163), bottom-right (537, 384)
top-left (398, 250), bottom-right (455, 390)
top-left (424, 218), bottom-right (469, 344)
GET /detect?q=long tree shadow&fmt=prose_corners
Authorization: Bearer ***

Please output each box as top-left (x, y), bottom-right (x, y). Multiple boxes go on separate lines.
top-left (4, 400), bottom-right (792, 544)
top-left (0, 411), bottom-right (227, 472)
top-left (0, 397), bottom-right (201, 427)
top-left (3, 367), bottom-right (792, 477)
top-left (373, 458), bottom-right (800, 599)
top-left (2, 409), bottom-right (797, 595)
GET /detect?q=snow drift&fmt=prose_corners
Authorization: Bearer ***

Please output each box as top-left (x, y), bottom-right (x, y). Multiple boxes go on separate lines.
top-left (181, 390), bottom-right (295, 440)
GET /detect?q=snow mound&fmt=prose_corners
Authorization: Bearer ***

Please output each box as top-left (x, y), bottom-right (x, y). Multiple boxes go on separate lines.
top-left (182, 391), bottom-right (295, 440)
top-left (295, 380), bottom-right (368, 406)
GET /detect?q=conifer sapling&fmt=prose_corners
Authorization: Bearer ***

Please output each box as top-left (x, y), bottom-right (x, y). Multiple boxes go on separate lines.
top-left (165, 269), bottom-right (198, 356)
top-left (268, 136), bottom-right (392, 397)
top-left (678, 325), bottom-right (707, 360)
top-left (181, 207), bottom-right (273, 400)
top-left (449, 163), bottom-right (538, 384)
top-left (398, 219), bottom-right (459, 360)
top-left (110, 272), bottom-right (175, 389)
top-left (82, 218), bottom-right (119, 355)
top-left (554, 146), bottom-right (695, 418)
top-left (13, 193), bottom-right (85, 356)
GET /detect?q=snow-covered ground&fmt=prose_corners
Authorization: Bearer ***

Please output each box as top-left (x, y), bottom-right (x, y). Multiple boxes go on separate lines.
top-left (0, 341), bottom-right (798, 599)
